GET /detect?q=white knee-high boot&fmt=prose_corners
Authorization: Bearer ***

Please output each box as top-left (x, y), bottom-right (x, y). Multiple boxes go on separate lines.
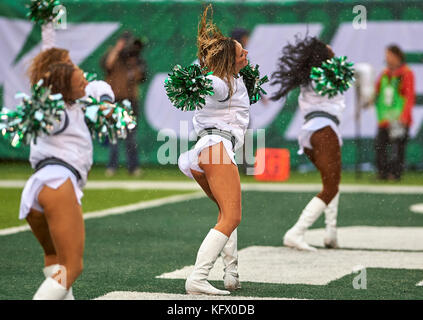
top-left (33, 276), bottom-right (68, 300)
top-left (221, 229), bottom-right (241, 291)
top-left (186, 229), bottom-right (230, 295)
top-left (324, 192), bottom-right (339, 248)
top-left (283, 197), bottom-right (327, 251)
top-left (43, 264), bottom-right (75, 300)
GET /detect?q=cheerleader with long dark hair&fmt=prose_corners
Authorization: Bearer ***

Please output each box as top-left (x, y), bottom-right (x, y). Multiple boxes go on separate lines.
top-left (271, 35), bottom-right (352, 251)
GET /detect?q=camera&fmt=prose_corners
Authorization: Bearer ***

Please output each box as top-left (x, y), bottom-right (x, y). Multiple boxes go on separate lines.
top-left (119, 31), bottom-right (144, 59)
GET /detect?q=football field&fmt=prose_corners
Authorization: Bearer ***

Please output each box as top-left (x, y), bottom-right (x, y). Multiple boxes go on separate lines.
top-left (1, 179), bottom-right (422, 300)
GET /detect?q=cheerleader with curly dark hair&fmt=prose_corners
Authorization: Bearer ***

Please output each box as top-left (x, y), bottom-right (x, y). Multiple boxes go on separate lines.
top-left (271, 35), bottom-right (347, 251)
top-left (20, 63), bottom-right (115, 299)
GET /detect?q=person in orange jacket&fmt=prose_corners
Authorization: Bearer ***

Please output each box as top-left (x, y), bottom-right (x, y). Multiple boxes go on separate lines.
top-left (374, 44), bottom-right (415, 181)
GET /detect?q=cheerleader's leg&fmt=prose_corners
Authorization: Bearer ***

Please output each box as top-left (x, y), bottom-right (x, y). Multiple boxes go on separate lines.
top-left (306, 126), bottom-right (341, 205)
top-left (26, 209), bottom-right (58, 268)
top-left (33, 179), bottom-right (84, 299)
top-left (306, 126), bottom-right (341, 248)
top-left (26, 210), bottom-right (75, 299)
top-left (185, 143), bottom-right (240, 295)
top-left (191, 169), bottom-right (218, 204)
top-left (191, 169), bottom-right (240, 291)
top-left (283, 126), bottom-right (340, 251)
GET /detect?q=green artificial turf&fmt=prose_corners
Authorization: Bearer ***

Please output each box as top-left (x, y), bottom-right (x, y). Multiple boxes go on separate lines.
top-left (0, 188), bottom-right (194, 229)
top-left (1, 191), bottom-right (422, 300)
top-left (1, 161), bottom-right (423, 184)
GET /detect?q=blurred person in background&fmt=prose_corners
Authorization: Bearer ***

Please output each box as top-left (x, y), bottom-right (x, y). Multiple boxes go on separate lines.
top-left (101, 31), bottom-right (147, 177)
top-left (374, 44), bottom-right (415, 181)
top-left (231, 27), bottom-right (249, 49)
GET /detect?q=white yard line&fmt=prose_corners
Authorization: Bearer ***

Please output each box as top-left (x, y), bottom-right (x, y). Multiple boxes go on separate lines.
top-left (0, 225), bottom-right (31, 236)
top-left (0, 180), bottom-right (422, 193)
top-left (1, 180), bottom-right (421, 236)
top-left (0, 192), bottom-right (205, 236)
top-left (410, 203), bottom-right (423, 214)
top-left (94, 291), bottom-right (302, 300)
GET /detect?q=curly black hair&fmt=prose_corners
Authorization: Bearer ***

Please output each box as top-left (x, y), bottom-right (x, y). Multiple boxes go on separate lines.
top-left (271, 35), bottom-right (333, 101)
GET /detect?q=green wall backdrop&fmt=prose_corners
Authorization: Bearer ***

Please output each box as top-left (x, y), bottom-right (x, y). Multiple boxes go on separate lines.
top-left (0, 0), bottom-right (422, 169)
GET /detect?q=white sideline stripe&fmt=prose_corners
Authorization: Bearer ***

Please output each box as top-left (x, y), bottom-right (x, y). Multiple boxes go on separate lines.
top-left (1, 180), bottom-right (423, 193)
top-left (94, 291), bottom-right (302, 300)
top-left (0, 192), bottom-right (205, 236)
top-left (410, 203), bottom-right (423, 214)
top-left (0, 225), bottom-right (31, 236)
top-left (83, 192), bottom-right (205, 220)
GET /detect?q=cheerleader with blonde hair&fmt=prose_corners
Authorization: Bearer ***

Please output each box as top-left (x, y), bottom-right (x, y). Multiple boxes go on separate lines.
top-left (177, 5), bottom-right (250, 295)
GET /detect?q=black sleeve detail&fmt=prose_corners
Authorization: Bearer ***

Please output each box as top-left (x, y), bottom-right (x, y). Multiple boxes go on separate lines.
top-left (218, 92), bottom-right (231, 103)
top-left (53, 110), bottom-right (69, 136)
top-left (100, 94), bottom-right (114, 103)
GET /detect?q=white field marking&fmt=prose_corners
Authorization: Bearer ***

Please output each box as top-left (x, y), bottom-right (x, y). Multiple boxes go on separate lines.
top-left (410, 203), bottom-right (423, 214)
top-left (417, 280), bottom-right (423, 286)
top-left (94, 291), bottom-right (303, 300)
top-left (1, 180), bottom-right (423, 193)
top-left (305, 226), bottom-right (423, 251)
top-left (157, 244), bottom-right (423, 286)
top-left (0, 192), bottom-right (205, 236)
top-left (0, 225), bottom-right (32, 236)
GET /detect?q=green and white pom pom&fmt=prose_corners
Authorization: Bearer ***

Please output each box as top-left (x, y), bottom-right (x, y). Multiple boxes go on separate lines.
top-left (0, 79), bottom-right (65, 148)
top-left (77, 97), bottom-right (137, 144)
top-left (84, 72), bottom-right (98, 82)
top-left (310, 56), bottom-right (355, 98)
top-left (164, 64), bottom-right (214, 111)
top-left (239, 62), bottom-right (269, 105)
top-left (26, 0), bottom-right (62, 26)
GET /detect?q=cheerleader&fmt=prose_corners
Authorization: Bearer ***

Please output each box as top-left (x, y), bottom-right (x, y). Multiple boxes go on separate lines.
top-left (177, 5), bottom-right (249, 295)
top-left (19, 62), bottom-right (115, 299)
top-left (24, 34), bottom-right (78, 298)
top-left (271, 36), bottom-right (346, 251)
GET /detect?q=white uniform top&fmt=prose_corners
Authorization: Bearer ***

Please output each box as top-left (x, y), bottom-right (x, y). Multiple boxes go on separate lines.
top-left (298, 84), bottom-right (346, 121)
top-left (192, 75), bottom-right (250, 149)
top-left (296, 84), bottom-right (346, 155)
top-left (29, 80), bottom-right (114, 188)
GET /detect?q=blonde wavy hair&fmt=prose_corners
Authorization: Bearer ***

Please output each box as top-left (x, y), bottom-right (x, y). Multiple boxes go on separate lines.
top-left (197, 4), bottom-right (237, 96)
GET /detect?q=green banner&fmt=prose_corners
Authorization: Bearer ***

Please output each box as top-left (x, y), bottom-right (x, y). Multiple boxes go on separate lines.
top-left (0, 0), bottom-right (422, 169)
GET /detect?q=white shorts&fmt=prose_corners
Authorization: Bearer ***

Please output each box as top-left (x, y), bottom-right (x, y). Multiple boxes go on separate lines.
top-left (178, 135), bottom-right (237, 179)
top-left (298, 117), bottom-right (343, 155)
top-left (19, 165), bottom-right (83, 220)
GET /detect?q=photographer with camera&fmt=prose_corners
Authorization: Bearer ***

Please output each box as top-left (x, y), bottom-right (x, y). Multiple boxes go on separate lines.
top-left (101, 31), bottom-right (147, 177)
